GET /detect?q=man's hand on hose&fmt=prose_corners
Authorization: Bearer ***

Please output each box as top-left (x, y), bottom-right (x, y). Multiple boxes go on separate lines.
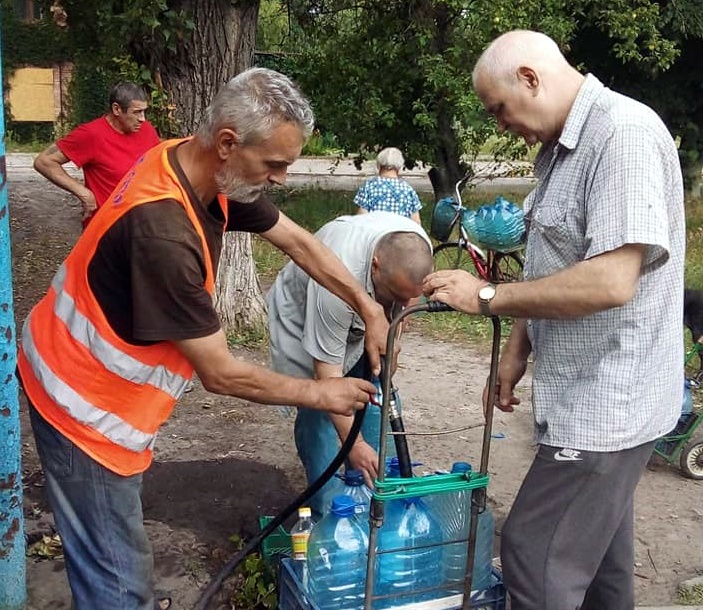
top-left (311, 377), bottom-right (377, 416)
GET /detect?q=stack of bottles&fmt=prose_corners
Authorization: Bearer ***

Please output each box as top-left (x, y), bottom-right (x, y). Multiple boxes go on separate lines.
top-left (299, 460), bottom-right (495, 609)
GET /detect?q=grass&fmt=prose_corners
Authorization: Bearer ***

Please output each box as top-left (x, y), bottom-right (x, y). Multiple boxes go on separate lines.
top-left (685, 197), bottom-right (703, 289)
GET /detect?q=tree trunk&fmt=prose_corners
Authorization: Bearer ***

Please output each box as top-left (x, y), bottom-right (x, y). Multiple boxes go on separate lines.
top-left (213, 232), bottom-right (268, 334)
top-left (134, 0), bottom-right (267, 335)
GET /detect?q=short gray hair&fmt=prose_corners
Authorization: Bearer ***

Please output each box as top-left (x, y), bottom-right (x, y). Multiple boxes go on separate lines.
top-left (376, 147), bottom-right (405, 171)
top-left (375, 232), bottom-right (433, 284)
top-left (197, 67), bottom-right (315, 147)
top-left (109, 82), bottom-right (148, 112)
top-left (472, 30), bottom-right (567, 88)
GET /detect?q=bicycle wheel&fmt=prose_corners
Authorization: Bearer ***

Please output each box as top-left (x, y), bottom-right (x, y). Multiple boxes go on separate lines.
top-left (491, 251), bottom-right (524, 283)
top-left (680, 439), bottom-right (703, 479)
top-left (433, 242), bottom-right (486, 278)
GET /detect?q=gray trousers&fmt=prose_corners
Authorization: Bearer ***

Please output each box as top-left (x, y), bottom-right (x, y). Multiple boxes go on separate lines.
top-left (501, 441), bottom-right (655, 610)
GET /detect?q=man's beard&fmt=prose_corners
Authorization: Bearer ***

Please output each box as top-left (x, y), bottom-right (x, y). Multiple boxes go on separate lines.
top-left (215, 166), bottom-right (264, 203)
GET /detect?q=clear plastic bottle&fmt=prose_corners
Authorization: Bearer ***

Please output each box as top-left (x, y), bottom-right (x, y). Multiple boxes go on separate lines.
top-left (340, 469), bottom-right (373, 517)
top-left (374, 496), bottom-right (444, 607)
top-left (374, 459), bottom-right (442, 607)
top-left (307, 495), bottom-right (369, 610)
top-left (291, 506), bottom-right (314, 561)
top-left (429, 461), bottom-right (495, 594)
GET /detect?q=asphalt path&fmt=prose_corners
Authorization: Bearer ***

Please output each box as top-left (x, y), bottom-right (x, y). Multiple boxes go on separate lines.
top-left (5, 152), bottom-right (536, 195)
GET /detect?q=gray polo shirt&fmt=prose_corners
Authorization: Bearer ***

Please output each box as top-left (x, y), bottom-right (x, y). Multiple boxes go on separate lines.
top-left (523, 74), bottom-right (684, 451)
top-left (267, 212), bottom-right (431, 379)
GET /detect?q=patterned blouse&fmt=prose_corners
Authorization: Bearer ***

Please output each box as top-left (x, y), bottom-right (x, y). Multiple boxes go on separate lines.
top-left (353, 176), bottom-right (422, 217)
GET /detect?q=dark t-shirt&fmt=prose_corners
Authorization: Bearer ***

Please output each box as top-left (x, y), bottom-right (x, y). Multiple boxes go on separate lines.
top-left (87, 145), bottom-right (279, 345)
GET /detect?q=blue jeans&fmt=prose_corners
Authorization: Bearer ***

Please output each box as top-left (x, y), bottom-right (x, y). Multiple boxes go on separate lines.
top-left (29, 404), bottom-right (155, 610)
top-left (294, 359), bottom-right (398, 517)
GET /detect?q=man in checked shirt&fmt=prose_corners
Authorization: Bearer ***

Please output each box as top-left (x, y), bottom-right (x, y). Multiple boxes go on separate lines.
top-left (424, 30), bottom-right (684, 610)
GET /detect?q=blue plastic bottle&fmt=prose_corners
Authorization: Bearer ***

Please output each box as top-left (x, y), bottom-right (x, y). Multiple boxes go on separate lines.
top-left (374, 459), bottom-right (443, 607)
top-left (307, 495), bottom-right (369, 610)
top-left (429, 461), bottom-right (494, 593)
top-left (340, 469), bottom-right (373, 517)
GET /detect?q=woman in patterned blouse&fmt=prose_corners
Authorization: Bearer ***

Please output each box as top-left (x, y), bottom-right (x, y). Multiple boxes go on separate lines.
top-left (354, 147), bottom-right (423, 224)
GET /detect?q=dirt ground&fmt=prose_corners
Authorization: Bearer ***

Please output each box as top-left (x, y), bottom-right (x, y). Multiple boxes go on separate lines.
top-left (8, 176), bottom-right (703, 609)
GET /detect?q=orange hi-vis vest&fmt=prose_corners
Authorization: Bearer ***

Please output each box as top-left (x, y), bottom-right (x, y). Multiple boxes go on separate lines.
top-left (18, 139), bottom-right (228, 476)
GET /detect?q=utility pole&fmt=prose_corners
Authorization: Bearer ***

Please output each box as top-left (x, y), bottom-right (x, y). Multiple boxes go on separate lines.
top-left (0, 9), bottom-right (27, 609)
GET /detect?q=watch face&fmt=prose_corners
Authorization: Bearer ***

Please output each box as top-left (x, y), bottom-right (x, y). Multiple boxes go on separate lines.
top-left (479, 284), bottom-right (496, 300)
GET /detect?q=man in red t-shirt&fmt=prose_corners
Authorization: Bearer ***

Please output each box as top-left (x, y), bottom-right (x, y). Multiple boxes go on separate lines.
top-left (34, 81), bottom-right (160, 229)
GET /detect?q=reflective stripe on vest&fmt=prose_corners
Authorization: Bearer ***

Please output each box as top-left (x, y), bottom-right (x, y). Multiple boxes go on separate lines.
top-left (50, 264), bottom-right (189, 397)
top-left (22, 317), bottom-right (157, 453)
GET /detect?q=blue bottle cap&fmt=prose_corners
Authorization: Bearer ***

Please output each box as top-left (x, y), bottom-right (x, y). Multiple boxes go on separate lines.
top-left (343, 469), bottom-right (365, 486)
top-left (386, 457), bottom-right (403, 478)
top-left (330, 495), bottom-right (359, 517)
top-left (451, 461), bottom-right (472, 474)
top-left (386, 457), bottom-right (423, 477)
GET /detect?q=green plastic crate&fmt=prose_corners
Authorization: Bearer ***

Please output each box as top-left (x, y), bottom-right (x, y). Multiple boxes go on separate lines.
top-left (258, 515), bottom-right (293, 564)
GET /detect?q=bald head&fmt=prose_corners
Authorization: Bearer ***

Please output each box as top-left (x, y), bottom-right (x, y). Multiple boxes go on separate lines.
top-left (472, 30), bottom-right (569, 88)
top-left (472, 30), bottom-right (584, 144)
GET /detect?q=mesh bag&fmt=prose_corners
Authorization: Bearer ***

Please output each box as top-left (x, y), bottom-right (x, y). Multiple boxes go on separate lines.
top-left (431, 197), bottom-right (461, 242)
top-left (462, 196), bottom-right (526, 252)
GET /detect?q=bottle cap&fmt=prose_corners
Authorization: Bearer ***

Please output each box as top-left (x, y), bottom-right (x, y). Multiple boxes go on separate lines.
top-left (343, 469), bottom-right (365, 486)
top-left (298, 507), bottom-right (312, 518)
top-left (330, 495), bottom-right (359, 517)
top-left (451, 461), bottom-right (472, 474)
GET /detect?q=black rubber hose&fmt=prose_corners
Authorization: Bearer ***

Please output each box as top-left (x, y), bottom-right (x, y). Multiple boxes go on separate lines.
top-left (193, 300), bottom-right (454, 609)
top-left (192, 403), bottom-right (369, 610)
top-left (382, 300), bottom-right (453, 478)
top-left (389, 393), bottom-right (412, 478)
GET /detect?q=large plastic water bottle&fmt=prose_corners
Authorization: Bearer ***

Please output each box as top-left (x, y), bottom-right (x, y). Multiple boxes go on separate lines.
top-left (429, 461), bottom-right (495, 593)
top-left (307, 495), bottom-right (369, 610)
top-left (374, 466), bottom-right (443, 607)
top-left (320, 468), bottom-right (374, 518)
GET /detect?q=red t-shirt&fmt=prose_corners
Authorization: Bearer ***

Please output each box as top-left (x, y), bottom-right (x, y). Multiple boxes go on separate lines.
top-left (57, 116), bottom-right (160, 208)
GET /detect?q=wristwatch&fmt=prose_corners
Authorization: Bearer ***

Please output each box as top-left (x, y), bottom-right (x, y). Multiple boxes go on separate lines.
top-left (478, 283), bottom-right (497, 316)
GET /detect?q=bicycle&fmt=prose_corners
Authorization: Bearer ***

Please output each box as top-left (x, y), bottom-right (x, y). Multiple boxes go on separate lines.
top-left (430, 177), bottom-right (524, 283)
top-left (652, 342), bottom-right (703, 479)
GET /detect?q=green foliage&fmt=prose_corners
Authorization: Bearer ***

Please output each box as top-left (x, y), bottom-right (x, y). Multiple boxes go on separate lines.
top-left (6, 124), bottom-right (54, 150)
top-left (271, 0), bottom-right (697, 195)
top-left (568, 1), bottom-right (703, 191)
top-left (3, 1), bottom-right (190, 136)
top-left (301, 130), bottom-right (344, 156)
top-left (1, 1), bottom-right (73, 70)
top-left (685, 196), bottom-right (703, 289)
top-left (1, 0), bottom-right (73, 134)
top-left (227, 535), bottom-right (277, 610)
